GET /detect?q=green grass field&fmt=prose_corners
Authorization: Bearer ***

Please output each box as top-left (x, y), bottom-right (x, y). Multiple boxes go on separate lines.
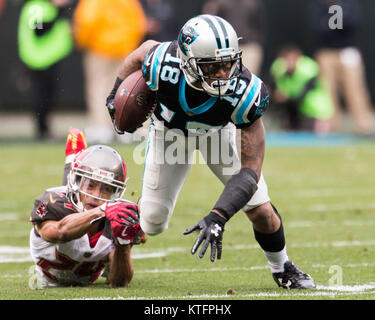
top-left (1, 139), bottom-right (375, 300)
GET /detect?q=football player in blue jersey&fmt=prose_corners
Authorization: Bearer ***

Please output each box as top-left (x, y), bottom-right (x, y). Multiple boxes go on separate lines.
top-left (106, 14), bottom-right (316, 289)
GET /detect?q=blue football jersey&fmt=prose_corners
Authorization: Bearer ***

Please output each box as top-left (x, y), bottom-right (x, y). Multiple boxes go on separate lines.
top-left (142, 41), bottom-right (269, 135)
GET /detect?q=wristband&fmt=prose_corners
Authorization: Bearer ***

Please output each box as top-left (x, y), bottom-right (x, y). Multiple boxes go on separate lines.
top-left (213, 168), bottom-right (258, 221)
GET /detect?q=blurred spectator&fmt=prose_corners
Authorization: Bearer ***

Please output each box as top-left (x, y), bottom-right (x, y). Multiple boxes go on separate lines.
top-left (202, 0), bottom-right (265, 75)
top-left (17, 0), bottom-right (74, 140)
top-left (310, 0), bottom-right (375, 135)
top-left (270, 44), bottom-right (334, 133)
top-left (73, 0), bottom-right (147, 143)
top-left (140, 0), bottom-right (179, 42)
top-left (0, 0), bottom-right (6, 16)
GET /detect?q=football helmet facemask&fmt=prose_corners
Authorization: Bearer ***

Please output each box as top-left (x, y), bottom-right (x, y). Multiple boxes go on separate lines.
top-left (67, 145), bottom-right (127, 212)
top-left (177, 14), bottom-right (242, 97)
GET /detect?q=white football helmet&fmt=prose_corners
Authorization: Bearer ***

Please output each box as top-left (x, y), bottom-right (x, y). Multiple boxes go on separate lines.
top-left (67, 145), bottom-right (127, 212)
top-left (177, 14), bottom-right (242, 97)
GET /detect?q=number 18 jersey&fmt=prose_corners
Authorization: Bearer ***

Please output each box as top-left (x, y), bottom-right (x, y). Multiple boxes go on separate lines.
top-left (142, 40), bottom-right (270, 135)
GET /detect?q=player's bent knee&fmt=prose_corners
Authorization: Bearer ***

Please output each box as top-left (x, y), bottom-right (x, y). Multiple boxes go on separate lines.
top-left (244, 202), bottom-right (273, 223)
top-left (140, 201), bottom-right (170, 236)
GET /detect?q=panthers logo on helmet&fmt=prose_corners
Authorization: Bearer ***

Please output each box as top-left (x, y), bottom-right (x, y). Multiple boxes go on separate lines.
top-left (178, 25), bottom-right (199, 55)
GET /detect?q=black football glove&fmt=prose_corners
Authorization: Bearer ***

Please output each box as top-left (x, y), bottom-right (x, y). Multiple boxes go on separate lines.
top-left (183, 211), bottom-right (227, 262)
top-left (106, 77), bottom-right (125, 135)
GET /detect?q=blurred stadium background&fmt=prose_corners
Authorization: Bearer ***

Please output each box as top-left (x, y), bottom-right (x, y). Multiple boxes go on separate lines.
top-left (1, 0), bottom-right (375, 139)
top-left (1, 0), bottom-right (375, 301)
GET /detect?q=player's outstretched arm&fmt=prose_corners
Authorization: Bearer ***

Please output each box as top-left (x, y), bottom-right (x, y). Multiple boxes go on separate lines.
top-left (35, 207), bottom-right (105, 243)
top-left (184, 119), bottom-right (266, 262)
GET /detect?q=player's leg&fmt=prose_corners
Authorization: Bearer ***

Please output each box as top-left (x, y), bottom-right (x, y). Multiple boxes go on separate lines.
top-left (245, 202), bottom-right (315, 289)
top-left (140, 121), bottom-right (195, 235)
top-left (202, 125), bottom-right (315, 289)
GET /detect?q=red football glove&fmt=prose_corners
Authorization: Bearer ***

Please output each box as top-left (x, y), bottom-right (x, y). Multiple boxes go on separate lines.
top-left (111, 221), bottom-right (144, 245)
top-left (102, 201), bottom-right (139, 226)
top-left (101, 201), bottom-right (144, 245)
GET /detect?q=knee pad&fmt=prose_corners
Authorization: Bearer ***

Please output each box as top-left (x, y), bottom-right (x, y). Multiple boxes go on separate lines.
top-left (140, 201), bottom-right (170, 236)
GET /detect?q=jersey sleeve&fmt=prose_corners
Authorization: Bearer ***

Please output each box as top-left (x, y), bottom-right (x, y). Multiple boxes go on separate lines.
top-left (30, 188), bottom-right (75, 225)
top-left (142, 41), bottom-right (172, 91)
top-left (230, 75), bottom-right (270, 128)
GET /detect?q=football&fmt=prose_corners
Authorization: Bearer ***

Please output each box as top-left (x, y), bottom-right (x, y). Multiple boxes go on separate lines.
top-left (114, 70), bottom-right (156, 133)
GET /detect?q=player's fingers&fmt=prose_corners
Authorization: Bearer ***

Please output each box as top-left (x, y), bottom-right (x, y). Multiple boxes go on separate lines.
top-left (183, 223), bottom-right (200, 235)
top-left (191, 230), bottom-right (205, 254)
top-left (217, 241), bottom-right (222, 260)
top-left (114, 214), bottom-right (136, 226)
top-left (120, 207), bottom-right (138, 219)
top-left (199, 237), bottom-right (210, 259)
top-left (119, 219), bottom-right (136, 227)
top-left (210, 240), bottom-right (217, 262)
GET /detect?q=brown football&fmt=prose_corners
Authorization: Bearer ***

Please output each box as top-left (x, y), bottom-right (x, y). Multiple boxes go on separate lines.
top-left (114, 70), bottom-right (156, 133)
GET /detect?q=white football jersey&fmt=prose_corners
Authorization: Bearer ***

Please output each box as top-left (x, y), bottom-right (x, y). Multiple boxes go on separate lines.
top-left (29, 228), bottom-right (114, 287)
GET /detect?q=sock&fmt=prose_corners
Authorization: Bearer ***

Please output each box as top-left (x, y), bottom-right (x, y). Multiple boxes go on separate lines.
top-left (253, 204), bottom-right (288, 273)
top-left (263, 246), bottom-right (289, 273)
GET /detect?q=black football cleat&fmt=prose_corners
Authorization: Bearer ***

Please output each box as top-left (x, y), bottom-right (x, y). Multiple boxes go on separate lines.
top-left (272, 261), bottom-right (316, 289)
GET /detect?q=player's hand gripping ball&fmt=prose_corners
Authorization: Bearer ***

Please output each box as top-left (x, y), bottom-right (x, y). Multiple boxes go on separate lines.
top-left (114, 70), bottom-right (156, 133)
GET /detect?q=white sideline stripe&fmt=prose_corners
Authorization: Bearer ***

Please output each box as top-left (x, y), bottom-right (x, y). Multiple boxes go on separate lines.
top-left (132, 252), bottom-right (167, 259)
top-left (0, 201), bottom-right (18, 208)
top-left (286, 220), bottom-right (375, 228)
top-left (135, 262), bottom-right (375, 275)
top-left (0, 246), bottom-right (30, 254)
top-left (136, 265), bottom-right (269, 274)
top-left (4, 239), bottom-right (375, 263)
top-left (0, 246), bottom-right (168, 263)
top-left (276, 189), bottom-right (375, 198)
top-left (3, 261), bottom-right (375, 277)
top-left (0, 213), bottom-right (18, 221)
top-left (308, 203), bottom-right (375, 212)
top-left (73, 285), bottom-right (375, 300)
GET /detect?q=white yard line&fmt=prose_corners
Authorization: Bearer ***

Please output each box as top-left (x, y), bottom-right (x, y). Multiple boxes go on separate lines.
top-left (286, 220), bottom-right (375, 228)
top-left (4, 239), bottom-right (375, 263)
top-left (0, 201), bottom-right (19, 208)
top-left (0, 213), bottom-right (19, 221)
top-left (274, 189), bottom-right (375, 199)
top-left (74, 285), bottom-right (375, 300)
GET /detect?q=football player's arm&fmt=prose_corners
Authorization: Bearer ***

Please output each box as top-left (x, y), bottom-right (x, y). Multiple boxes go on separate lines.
top-left (35, 207), bottom-right (105, 243)
top-left (239, 117), bottom-right (265, 178)
top-left (117, 40), bottom-right (160, 80)
top-left (183, 120), bottom-right (265, 262)
top-left (108, 244), bottom-right (134, 288)
top-left (208, 118), bottom-right (264, 223)
top-left (106, 40), bottom-right (160, 133)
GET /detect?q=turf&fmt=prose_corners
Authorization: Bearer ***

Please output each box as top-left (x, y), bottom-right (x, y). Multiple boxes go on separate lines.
top-left (1, 139), bottom-right (375, 301)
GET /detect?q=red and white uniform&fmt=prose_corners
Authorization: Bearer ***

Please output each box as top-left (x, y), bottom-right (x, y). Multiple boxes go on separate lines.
top-left (29, 186), bottom-right (114, 287)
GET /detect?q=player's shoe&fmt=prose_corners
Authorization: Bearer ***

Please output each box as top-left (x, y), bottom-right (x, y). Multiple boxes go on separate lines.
top-left (65, 128), bottom-right (88, 163)
top-left (272, 261), bottom-right (316, 289)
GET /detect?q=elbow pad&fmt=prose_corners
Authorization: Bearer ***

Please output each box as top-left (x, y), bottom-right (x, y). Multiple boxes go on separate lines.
top-left (213, 168), bottom-right (258, 221)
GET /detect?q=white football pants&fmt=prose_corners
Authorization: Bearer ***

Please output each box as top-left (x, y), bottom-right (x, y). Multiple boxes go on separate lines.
top-left (140, 118), bottom-right (270, 235)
